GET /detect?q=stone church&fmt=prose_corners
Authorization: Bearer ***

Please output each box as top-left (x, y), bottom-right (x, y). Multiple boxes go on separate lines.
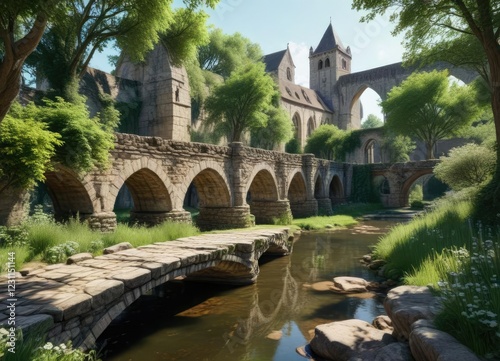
top-left (263, 23), bottom-right (362, 149)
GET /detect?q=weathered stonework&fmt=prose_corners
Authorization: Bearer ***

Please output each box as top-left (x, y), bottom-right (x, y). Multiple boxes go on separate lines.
top-left (0, 229), bottom-right (292, 350)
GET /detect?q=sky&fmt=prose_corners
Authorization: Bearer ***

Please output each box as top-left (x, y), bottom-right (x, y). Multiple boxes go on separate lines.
top-left (91, 0), bottom-right (406, 122)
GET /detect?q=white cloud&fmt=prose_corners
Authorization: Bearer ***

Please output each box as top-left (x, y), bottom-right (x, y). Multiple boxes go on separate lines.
top-left (288, 42), bottom-right (310, 87)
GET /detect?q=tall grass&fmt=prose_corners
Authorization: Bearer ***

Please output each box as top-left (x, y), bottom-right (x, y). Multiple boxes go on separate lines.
top-left (292, 215), bottom-right (358, 230)
top-left (0, 213), bottom-right (199, 273)
top-left (373, 199), bottom-right (473, 280)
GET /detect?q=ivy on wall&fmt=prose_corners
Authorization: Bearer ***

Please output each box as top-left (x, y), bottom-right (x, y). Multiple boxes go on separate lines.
top-left (351, 164), bottom-right (375, 202)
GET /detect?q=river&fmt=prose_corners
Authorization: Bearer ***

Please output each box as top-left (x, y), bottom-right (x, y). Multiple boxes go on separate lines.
top-left (99, 220), bottom-right (395, 361)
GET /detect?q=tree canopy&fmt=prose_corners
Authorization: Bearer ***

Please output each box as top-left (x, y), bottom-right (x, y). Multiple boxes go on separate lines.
top-left (250, 92), bottom-right (294, 150)
top-left (382, 70), bottom-right (478, 159)
top-left (361, 114), bottom-right (383, 129)
top-left (434, 143), bottom-right (496, 191)
top-left (0, 102), bottom-right (61, 194)
top-left (203, 62), bottom-right (277, 143)
top-left (0, 0), bottom-right (59, 121)
top-left (304, 124), bottom-right (358, 161)
top-left (352, 0), bottom-right (500, 223)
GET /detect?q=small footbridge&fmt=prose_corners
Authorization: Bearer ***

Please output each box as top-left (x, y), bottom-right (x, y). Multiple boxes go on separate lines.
top-left (0, 228), bottom-right (292, 350)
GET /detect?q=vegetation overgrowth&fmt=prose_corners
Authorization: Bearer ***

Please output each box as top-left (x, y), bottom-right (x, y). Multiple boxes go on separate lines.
top-left (373, 195), bottom-right (500, 357)
top-left (0, 208), bottom-right (200, 273)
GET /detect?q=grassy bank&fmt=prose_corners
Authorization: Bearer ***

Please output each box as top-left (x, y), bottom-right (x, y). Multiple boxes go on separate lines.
top-left (373, 197), bottom-right (500, 357)
top-left (0, 211), bottom-right (200, 273)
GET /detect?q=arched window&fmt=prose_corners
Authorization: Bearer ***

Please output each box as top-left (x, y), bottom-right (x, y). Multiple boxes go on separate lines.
top-left (307, 117), bottom-right (315, 137)
top-left (365, 139), bottom-right (377, 164)
top-left (341, 58), bottom-right (347, 70)
top-left (286, 67), bottom-right (292, 81)
top-left (325, 58), bottom-right (330, 67)
top-left (318, 60), bottom-right (323, 70)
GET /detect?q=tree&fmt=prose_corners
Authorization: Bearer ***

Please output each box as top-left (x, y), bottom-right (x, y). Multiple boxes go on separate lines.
top-left (380, 131), bottom-right (416, 163)
top-left (250, 93), bottom-right (294, 150)
top-left (304, 124), bottom-right (348, 160)
top-left (203, 62), bottom-right (276, 143)
top-left (381, 70), bottom-right (478, 159)
top-left (28, 0), bottom-right (218, 98)
top-left (37, 96), bottom-right (118, 172)
top-left (0, 102), bottom-right (61, 195)
top-left (361, 114), bottom-right (383, 129)
top-left (352, 0), bottom-right (500, 222)
top-left (0, 1), bottom-right (59, 122)
top-left (434, 143), bottom-right (496, 191)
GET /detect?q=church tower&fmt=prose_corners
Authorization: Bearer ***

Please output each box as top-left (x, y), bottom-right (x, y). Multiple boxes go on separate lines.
top-left (309, 22), bottom-right (352, 116)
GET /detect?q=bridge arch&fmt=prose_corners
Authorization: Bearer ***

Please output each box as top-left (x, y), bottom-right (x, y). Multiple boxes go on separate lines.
top-left (401, 169), bottom-right (436, 207)
top-left (245, 165), bottom-right (283, 224)
top-left (44, 167), bottom-right (95, 221)
top-left (329, 174), bottom-right (345, 205)
top-left (287, 169), bottom-right (308, 218)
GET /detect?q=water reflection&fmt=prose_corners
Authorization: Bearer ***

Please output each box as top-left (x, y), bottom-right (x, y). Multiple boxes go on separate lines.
top-left (100, 221), bottom-right (393, 361)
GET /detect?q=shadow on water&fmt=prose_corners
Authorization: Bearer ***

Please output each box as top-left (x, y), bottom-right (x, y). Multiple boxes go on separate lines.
top-left (98, 220), bottom-right (395, 361)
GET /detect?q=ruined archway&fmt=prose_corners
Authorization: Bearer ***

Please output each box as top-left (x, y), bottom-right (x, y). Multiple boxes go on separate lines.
top-left (364, 139), bottom-right (382, 164)
top-left (329, 175), bottom-right (344, 206)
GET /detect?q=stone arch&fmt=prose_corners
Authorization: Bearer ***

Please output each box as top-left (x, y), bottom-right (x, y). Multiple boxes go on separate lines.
top-left (245, 165), bottom-right (279, 202)
top-left (329, 175), bottom-right (344, 205)
top-left (186, 168), bottom-right (231, 208)
top-left (313, 172), bottom-right (325, 199)
top-left (44, 167), bottom-right (95, 221)
top-left (287, 170), bottom-right (308, 218)
top-left (401, 170), bottom-right (435, 206)
top-left (307, 117), bottom-right (316, 137)
top-left (325, 57), bottom-right (331, 68)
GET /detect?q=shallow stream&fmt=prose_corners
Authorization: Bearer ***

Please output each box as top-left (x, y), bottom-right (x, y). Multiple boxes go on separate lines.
top-left (99, 221), bottom-right (395, 361)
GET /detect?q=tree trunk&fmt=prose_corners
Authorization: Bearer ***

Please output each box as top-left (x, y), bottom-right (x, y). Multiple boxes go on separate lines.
top-left (425, 142), bottom-right (435, 160)
top-left (0, 13), bottom-right (48, 122)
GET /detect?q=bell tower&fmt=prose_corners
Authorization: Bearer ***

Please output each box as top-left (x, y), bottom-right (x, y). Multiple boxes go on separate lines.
top-left (309, 22), bottom-right (352, 116)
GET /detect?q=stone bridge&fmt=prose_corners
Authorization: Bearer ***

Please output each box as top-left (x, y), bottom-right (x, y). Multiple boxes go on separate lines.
top-left (1, 133), bottom-right (351, 231)
top-left (372, 160), bottom-right (440, 207)
top-left (336, 62), bottom-right (478, 128)
top-left (0, 228), bottom-right (292, 350)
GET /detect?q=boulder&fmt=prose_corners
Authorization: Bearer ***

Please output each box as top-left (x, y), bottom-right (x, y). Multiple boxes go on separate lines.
top-left (66, 252), bottom-right (93, 264)
top-left (372, 315), bottom-right (393, 331)
top-left (332, 276), bottom-right (368, 293)
top-left (103, 242), bottom-right (133, 254)
top-left (384, 286), bottom-right (440, 340)
top-left (409, 320), bottom-right (480, 361)
top-left (309, 319), bottom-right (397, 361)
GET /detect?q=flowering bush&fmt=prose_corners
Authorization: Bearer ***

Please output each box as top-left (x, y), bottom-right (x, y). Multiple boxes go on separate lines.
top-left (435, 234), bottom-right (500, 358)
top-left (32, 341), bottom-right (100, 361)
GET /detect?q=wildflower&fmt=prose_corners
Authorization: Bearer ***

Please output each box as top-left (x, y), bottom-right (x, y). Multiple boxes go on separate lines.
top-left (43, 342), bottom-right (54, 350)
top-left (486, 311), bottom-right (497, 318)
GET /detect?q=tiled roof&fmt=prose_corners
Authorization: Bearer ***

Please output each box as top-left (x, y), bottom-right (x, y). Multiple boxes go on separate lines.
top-left (313, 23), bottom-right (345, 55)
top-left (278, 79), bottom-right (333, 113)
top-left (263, 49), bottom-right (287, 73)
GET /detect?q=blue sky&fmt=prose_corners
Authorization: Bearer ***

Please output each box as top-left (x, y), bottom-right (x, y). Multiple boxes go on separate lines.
top-left (91, 0), bottom-right (406, 122)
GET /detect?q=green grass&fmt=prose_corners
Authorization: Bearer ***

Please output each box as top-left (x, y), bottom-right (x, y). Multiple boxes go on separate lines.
top-left (292, 215), bottom-right (358, 230)
top-left (373, 199), bottom-right (474, 280)
top-left (333, 202), bottom-right (385, 218)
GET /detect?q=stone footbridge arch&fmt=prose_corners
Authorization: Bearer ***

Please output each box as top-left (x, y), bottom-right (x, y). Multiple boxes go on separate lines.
top-left (2, 229), bottom-right (292, 350)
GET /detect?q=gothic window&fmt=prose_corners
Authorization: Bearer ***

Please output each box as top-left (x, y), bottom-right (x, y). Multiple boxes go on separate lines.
top-left (341, 58), bottom-right (347, 70)
top-left (318, 60), bottom-right (323, 70)
top-left (307, 117), bottom-right (315, 136)
top-left (286, 67), bottom-right (292, 81)
top-left (286, 86), bottom-right (293, 96)
top-left (325, 58), bottom-right (330, 67)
